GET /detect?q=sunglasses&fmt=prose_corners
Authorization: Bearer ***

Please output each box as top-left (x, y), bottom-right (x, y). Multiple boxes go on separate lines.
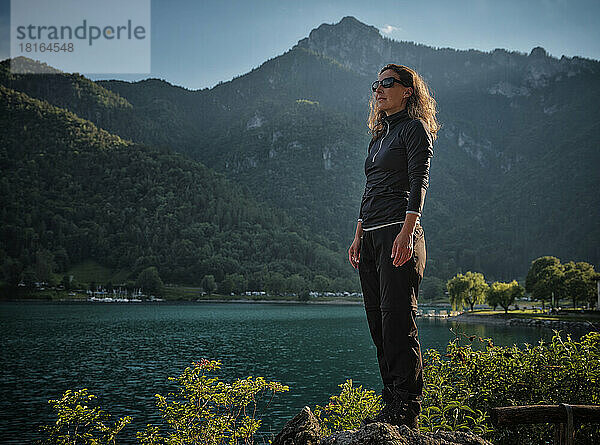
top-left (371, 76), bottom-right (412, 92)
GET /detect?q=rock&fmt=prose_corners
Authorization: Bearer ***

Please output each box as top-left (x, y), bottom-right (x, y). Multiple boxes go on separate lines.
top-left (272, 406), bottom-right (322, 445)
top-left (321, 422), bottom-right (492, 445)
top-left (273, 407), bottom-right (493, 445)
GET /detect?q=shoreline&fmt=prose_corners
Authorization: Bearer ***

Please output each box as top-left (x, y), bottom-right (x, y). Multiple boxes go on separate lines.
top-left (3, 299), bottom-right (598, 332)
top-left (194, 298), bottom-right (364, 305)
top-left (0, 298), bottom-right (451, 307)
top-left (0, 297), bottom-right (366, 305)
top-left (447, 313), bottom-right (599, 333)
top-left (0, 297), bottom-right (451, 306)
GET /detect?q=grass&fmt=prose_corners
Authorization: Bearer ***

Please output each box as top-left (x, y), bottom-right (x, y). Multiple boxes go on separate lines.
top-left (463, 308), bottom-right (600, 322)
top-left (65, 260), bottom-right (131, 285)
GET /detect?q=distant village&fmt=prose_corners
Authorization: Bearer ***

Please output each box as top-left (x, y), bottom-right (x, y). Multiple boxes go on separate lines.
top-left (17, 280), bottom-right (164, 302)
top-left (17, 280), bottom-right (466, 317)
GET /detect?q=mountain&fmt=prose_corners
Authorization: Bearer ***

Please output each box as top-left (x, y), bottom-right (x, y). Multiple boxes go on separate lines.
top-left (1, 15), bottom-right (598, 291)
top-left (0, 84), bottom-right (357, 291)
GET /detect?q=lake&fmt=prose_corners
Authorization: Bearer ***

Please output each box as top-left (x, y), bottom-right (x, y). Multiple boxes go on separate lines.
top-left (0, 301), bottom-right (565, 443)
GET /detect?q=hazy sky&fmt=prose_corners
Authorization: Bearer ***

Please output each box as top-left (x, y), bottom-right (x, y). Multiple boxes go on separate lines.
top-left (0, 0), bottom-right (598, 90)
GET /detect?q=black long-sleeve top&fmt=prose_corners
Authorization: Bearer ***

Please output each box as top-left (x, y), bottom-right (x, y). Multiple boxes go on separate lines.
top-left (358, 108), bottom-right (434, 230)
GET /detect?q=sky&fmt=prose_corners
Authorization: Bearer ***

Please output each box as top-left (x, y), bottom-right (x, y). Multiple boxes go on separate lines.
top-left (0, 0), bottom-right (598, 91)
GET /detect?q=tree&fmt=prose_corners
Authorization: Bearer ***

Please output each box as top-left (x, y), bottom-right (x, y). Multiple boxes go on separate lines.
top-left (135, 266), bottom-right (164, 296)
top-left (487, 280), bottom-right (524, 314)
top-left (560, 261), bottom-right (599, 308)
top-left (287, 273), bottom-right (308, 295)
top-left (23, 266), bottom-right (37, 290)
top-left (447, 276), bottom-right (469, 311)
top-left (219, 275), bottom-right (234, 295)
top-left (52, 247), bottom-right (70, 273)
top-left (201, 275), bottom-right (216, 296)
top-left (298, 290), bottom-right (311, 301)
top-left (34, 249), bottom-right (55, 284)
top-left (61, 275), bottom-right (72, 291)
top-left (526, 256), bottom-right (564, 309)
top-left (447, 271), bottom-right (489, 311)
top-left (312, 274), bottom-right (330, 292)
top-left (265, 271), bottom-right (285, 296)
top-left (420, 276), bottom-right (446, 302)
top-left (2, 257), bottom-right (24, 288)
top-left (226, 273), bottom-right (247, 295)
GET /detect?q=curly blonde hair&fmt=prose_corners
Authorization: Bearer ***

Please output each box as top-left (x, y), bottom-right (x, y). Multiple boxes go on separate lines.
top-left (367, 64), bottom-right (440, 143)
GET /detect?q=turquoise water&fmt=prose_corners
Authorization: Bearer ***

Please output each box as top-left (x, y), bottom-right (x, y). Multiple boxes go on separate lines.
top-left (0, 301), bottom-right (560, 443)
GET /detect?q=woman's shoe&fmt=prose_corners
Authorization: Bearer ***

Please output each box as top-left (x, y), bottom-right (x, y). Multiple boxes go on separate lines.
top-left (398, 401), bottom-right (420, 430)
top-left (362, 386), bottom-right (421, 430)
top-left (360, 385), bottom-right (394, 426)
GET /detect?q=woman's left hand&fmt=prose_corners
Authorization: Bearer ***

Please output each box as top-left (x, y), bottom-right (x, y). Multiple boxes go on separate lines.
top-left (390, 229), bottom-right (414, 267)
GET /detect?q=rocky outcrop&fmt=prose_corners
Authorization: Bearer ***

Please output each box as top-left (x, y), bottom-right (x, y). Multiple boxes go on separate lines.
top-left (272, 406), bottom-right (493, 445)
top-left (272, 406), bottom-right (322, 445)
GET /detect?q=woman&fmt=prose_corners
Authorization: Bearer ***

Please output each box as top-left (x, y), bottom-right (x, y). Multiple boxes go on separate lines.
top-left (348, 63), bottom-right (439, 429)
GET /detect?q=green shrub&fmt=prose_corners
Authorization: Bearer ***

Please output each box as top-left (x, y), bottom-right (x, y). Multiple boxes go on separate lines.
top-left (422, 329), bottom-right (600, 444)
top-left (311, 330), bottom-right (599, 444)
top-left (313, 379), bottom-right (383, 435)
top-left (36, 388), bottom-right (132, 444)
top-left (37, 359), bottom-right (288, 445)
top-left (137, 358), bottom-right (289, 444)
top-left (312, 376), bottom-right (489, 436)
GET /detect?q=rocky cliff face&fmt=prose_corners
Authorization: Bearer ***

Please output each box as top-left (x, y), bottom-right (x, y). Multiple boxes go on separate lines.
top-left (293, 16), bottom-right (598, 91)
top-left (294, 16), bottom-right (393, 77)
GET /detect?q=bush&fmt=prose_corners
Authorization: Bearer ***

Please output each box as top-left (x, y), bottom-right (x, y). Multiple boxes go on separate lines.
top-left (313, 379), bottom-right (383, 436)
top-left (311, 330), bottom-right (599, 444)
top-left (137, 358), bottom-right (289, 444)
top-left (37, 359), bottom-right (289, 445)
top-left (312, 376), bottom-right (490, 436)
top-left (421, 329), bottom-right (600, 444)
top-left (37, 388), bottom-right (132, 444)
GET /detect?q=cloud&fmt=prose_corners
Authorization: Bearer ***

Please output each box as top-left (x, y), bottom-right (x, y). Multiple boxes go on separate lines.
top-left (380, 24), bottom-right (401, 35)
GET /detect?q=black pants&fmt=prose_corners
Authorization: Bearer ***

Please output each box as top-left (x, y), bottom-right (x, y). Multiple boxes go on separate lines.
top-left (358, 222), bottom-right (426, 402)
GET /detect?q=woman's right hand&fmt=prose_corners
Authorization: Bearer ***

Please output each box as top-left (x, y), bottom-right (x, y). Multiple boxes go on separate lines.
top-left (348, 237), bottom-right (361, 269)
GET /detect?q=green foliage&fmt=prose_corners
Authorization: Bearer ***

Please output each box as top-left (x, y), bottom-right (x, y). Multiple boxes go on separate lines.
top-left (36, 388), bottom-right (132, 444)
top-left (447, 271), bottom-right (489, 311)
top-left (422, 330), bottom-right (600, 444)
top-left (526, 256), bottom-right (563, 308)
top-left (1, 256), bottom-right (23, 287)
top-left (298, 290), bottom-right (310, 301)
top-left (562, 260), bottom-right (599, 308)
top-left (421, 346), bottom-right (495, 435)
top-left (311, 376), bottom-right (489, 437)
top-left (312, 331), bottom-right (599, 444)
top-left (313, 379), bottom-right (383, 436)
top-left (135, 266), bottom-right (164, 295)
top-left (201, 274), bottom-right (217, 295)
top-left (66, 260), bottom-right (123, 287)
top-left (419, 276), bottom-right (447, 302)
top-left (526, 256), bottom-right (600, 308)
top-left (0, 84), bottom-right (356, 293)
top-left (137, 359), bottom-right (289, 444)
top-left (37, 360), bottom-right (289, 445)
top-left (486, 280), bottom-right (524, 313)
